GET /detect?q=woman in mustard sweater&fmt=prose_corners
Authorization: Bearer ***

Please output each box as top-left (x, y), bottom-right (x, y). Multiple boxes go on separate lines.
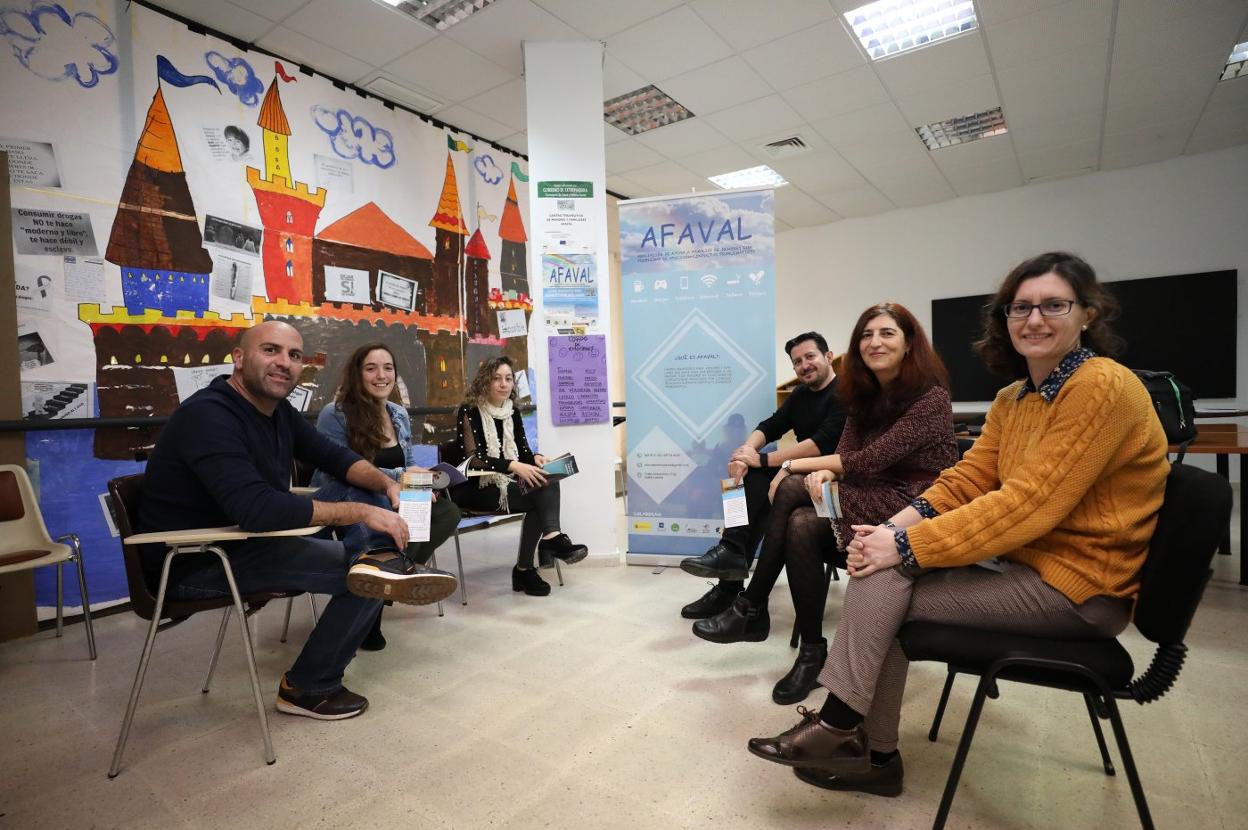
top-left (745, 252), bottom-right (1169, 797)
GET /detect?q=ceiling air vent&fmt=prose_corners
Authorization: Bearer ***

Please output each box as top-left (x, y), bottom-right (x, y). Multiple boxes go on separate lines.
top-left (758, 135), bottom-right (810, 159)
top-left (362, 76), bottom-right (443, 114)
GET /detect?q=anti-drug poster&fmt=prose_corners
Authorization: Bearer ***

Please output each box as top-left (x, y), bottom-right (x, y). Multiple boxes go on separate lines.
top-left (619, 188), bottom-right (776, 560)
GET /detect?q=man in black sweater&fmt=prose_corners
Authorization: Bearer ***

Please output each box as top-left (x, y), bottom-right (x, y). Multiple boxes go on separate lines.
top-left (679, 332), bottom-right (846, 619)
top-left (140, 320), bottom-right (456, 720)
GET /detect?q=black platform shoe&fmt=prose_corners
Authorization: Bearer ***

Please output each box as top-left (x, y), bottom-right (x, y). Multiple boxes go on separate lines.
top-left (692, 595), bottom-right (769, 643)
top-left (512, 565), bottom-right (551, 596)
top-left (772, 640), bottom-right (827, 704)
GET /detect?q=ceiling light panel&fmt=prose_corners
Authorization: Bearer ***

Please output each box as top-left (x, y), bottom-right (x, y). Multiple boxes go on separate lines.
top-left (1221, 40), bottom-right (1248, 81)
top-left (384, 0), bottom-right (498, 31)
top-left (844, 0), bottom-right (977, 61)
top-left (604, 86), bottom-right (694, 136)
top-left (708, 165), bottom-right (788, 189)
top-left (916, 107), bottom-right (1007, 150)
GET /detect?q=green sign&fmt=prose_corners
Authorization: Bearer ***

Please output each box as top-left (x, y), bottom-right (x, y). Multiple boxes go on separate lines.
top-left (538, 180), bottom-right (593, 198)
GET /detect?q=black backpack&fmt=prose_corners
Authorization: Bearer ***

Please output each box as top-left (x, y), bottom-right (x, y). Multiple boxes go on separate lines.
top-left (1133, 370), bottom-right (1197, 461)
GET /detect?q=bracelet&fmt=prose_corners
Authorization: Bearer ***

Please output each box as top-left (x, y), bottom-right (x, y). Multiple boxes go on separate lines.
top-left (759, 452), bottom-right (769, 468)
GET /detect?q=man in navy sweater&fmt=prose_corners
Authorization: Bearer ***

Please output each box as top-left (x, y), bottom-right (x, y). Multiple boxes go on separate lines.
top-left (140, 320), bottom-right (456, 720)
top-left (678, 332), bottom-right (846, 619)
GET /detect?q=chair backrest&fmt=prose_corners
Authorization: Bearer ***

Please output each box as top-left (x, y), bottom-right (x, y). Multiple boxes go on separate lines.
top-left (955, 437), bottom-right (976, 459)
top-left (108, 473), bottom-right (160, 620)
top-left (438, 439), bottom-right (465, 467)
top-left (1133, 463), bottom-right (1232, 645)
top-left (0, 464), bottom-right (56, 553)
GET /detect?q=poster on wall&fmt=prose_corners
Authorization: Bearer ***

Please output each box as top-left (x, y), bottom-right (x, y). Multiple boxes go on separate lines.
top-left (1, 137), bottom-right (61, 186)
top-left (541, 252), bottom-right (597, 329)
top-left (21, 381), bottom-right (92, 419)
top-left (535, 181), bottom-right (595, 252)
top-left (11, 207), bottom-right (97, 255)
top-left (619, 188), bottom-right (776, 561)
top-left (547, 334), bottom-right (609, 425)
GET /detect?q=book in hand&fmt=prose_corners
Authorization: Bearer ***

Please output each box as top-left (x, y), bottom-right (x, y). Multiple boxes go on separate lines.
top-left (518, 453), bottom-right (579, 492)
top-left (813, 480), bottom-right (842, 521)
top-left (430, 462), bottom-right (467, 489)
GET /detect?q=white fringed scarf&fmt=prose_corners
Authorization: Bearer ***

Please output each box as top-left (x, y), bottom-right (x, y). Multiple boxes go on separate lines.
top-left (478, 398), bottom-right (519, 511)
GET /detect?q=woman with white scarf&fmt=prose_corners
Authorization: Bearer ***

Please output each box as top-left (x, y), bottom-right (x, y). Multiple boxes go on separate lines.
top-left (449, 356), bottom-right (588, 595)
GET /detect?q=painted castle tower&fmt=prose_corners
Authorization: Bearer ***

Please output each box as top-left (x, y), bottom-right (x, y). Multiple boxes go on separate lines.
top-left (428, 152), bottom-right (467, 318)
top-left (498, 175), bottom-right (528, 300)
top-left (247, 79), bottom-right (326, 305)
top-left (105, 85), bottom-right (214, 317)
top-left (463, 226), bottom-right (495, 339)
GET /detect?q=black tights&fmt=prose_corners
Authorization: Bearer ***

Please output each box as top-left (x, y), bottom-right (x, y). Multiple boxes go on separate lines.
top-left (742, 475), bottom-right (845, 643)
top-left (449, 480), bottom-right (561, 568)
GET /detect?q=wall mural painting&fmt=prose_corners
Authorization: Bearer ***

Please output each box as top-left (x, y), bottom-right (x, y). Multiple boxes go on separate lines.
top-left (0, 0), bottom-right (117, 88)
top-left (5, 2), bottom-right (532, 610)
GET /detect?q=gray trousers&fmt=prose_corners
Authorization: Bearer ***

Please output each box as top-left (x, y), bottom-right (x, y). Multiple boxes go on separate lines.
top-left (818, 561), bottom-right (1131, 753)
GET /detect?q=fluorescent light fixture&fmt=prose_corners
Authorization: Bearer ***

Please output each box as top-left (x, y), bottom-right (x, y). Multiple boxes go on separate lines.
top-left (916, 107), bottom-right (1007, 150)
top-left (382, 0), bottom-right (498, 30)
top-left (844, 0), bottom-right (977, 61)
top-left (708, 165), bottom-right (787, 189)
top-left (603, 85), bottom-right (694, 136)
top-left (1221, 40), bottom-right (1248, 81)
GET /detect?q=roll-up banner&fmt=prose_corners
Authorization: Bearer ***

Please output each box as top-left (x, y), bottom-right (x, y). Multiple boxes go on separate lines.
top-left (619, 188), bottom-right (776, 562)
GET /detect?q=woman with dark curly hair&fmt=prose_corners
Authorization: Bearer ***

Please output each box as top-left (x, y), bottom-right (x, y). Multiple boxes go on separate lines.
top-left (448, 355), bottom-right (587, 596)
top-left (693, 303), bottom-right (957, 706)
top-left (312, 342), bottom-right (461, 650)
top-left (745, 252), bottom-right (1169, 798)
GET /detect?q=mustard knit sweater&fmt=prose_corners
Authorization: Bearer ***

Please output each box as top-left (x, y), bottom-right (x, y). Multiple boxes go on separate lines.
top-left (907, 358), bottom-right (1169, 605)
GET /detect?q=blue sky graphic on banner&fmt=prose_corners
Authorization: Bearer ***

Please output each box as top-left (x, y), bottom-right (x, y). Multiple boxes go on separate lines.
top-left (620, 189), bottom-right (776, 557)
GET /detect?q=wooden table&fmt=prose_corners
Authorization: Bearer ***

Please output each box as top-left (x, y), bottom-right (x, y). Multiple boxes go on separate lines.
top-left (1172, 424), bottom-right (1247, 585)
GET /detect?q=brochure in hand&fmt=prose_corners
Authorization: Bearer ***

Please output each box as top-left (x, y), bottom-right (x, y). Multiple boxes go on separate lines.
top-left (813, 480), bottom-right (842, 521)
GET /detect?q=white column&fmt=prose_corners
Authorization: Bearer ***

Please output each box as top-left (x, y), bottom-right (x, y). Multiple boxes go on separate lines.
top-left (523, 42), bottom-right (618, 561)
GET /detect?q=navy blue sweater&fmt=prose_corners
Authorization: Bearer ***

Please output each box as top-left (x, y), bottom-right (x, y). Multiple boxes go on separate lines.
top-left (140, 376), bottom-right (359, 538)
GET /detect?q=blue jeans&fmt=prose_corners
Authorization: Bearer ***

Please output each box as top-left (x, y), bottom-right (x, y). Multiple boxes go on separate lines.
top-left (175, 535), bottom-right (380, 695)
top-left (313, 479), bottom-right (462, 564)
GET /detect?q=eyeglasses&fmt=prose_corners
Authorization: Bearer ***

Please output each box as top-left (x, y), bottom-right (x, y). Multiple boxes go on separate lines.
top-left (1001, 299), bottom-right (1082, 318)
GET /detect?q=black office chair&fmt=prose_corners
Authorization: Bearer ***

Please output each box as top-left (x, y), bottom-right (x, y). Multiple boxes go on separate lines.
top-left (898, 463), bottom-right (1231, 830)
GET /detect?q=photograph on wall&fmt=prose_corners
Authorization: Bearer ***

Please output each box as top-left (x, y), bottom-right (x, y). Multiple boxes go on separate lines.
top-left (17, 324), bottom-right (56, 370)
top-left (203, 215), bottom-right (262, 253)
top-left (200, 125), bottom-right (255, 163)
top-left (208, 251), bottom-right (255, 303)
top-left (0, 137), bottom-right (61, 187)
top-left (377, 269), bottom-right (417, 312)
top-left (22, 381), bottom-right (93, 419)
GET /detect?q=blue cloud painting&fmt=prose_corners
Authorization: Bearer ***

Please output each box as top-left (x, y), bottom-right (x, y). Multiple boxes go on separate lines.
top-left (205, 51), bottom-right (263, 106)
top-left (0, 1), bottom-right (118, 88)
top-left (474, 153), bottom-right (503, 185)
top-left (311, 105), bottom-right (396, 169)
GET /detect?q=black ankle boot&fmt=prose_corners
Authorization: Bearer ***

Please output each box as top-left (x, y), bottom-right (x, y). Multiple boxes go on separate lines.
top-left (512, 565), bottom-right (551, 596)
top-left (359, 609), bottom-right (386, 652)
top-left (691, 595), bottom-right (769, 644)
top-left (772, 640), bottom-right (827, 705)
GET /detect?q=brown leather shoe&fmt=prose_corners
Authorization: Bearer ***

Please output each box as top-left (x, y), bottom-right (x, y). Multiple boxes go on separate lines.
top-left (794, 753), bottom-right (903, 797)
top-left (747, 707), bottom-right (869, 773)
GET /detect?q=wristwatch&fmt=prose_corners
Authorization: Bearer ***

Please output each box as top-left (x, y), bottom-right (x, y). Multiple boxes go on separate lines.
top-left (781, 459), bottom-right (793, 472)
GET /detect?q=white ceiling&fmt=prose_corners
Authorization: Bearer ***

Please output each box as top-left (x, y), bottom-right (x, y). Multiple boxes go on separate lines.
top-left (148, 0), bottom-right (1248, 232)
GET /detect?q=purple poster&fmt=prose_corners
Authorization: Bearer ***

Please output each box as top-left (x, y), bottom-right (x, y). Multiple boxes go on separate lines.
top-left (548, 334), bottom-right (609, 425)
